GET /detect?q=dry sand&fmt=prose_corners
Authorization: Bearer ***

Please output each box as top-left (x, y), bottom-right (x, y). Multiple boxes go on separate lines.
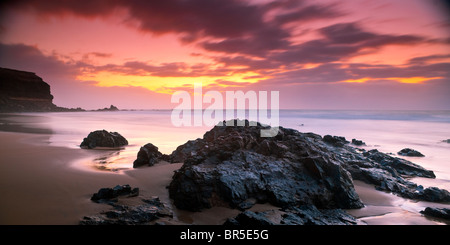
top-left (0, 131), bottom-right (447, 225)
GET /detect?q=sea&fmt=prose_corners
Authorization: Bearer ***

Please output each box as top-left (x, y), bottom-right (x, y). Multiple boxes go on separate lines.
top-left (1, 109), bottom-right (450, 224)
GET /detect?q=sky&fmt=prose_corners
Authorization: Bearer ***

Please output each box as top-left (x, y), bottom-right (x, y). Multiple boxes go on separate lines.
top-left (0, 0), bottom-right (449, 110)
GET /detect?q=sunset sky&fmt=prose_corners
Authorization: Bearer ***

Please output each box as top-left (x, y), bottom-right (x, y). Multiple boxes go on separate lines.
top-left (0, 0), bottom-right (449, 110)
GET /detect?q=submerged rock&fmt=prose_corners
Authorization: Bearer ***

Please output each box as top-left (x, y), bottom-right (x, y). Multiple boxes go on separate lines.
top-left (80, 130), bottom-right (128, 149)
top-left (397, 148), bottom-right (425, 157)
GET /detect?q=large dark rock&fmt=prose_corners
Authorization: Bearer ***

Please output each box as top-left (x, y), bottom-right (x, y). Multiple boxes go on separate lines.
top-left (133, 143), bottom-right (164, 168)
top-left (397, 148), bottom-right (425, 157)
top-left (80, 130), bottom-right (128, 149)
top-left (168, 119), bottom-right (364, 212)
top-left (168, 119), bottom-right (450, 217)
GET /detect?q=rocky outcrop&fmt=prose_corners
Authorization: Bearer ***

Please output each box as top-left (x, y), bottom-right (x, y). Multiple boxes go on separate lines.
top-left (80, 130), bottom-right (128, 149)
top-left (397, 148), bottom-right (424, 157)
top-left (0, 67), bottom-right (86, 112)
top-left (168, 119), bottom-right (364, 212)
top-left (324, 145), bottom-right (449, 203)
top-left (0, 67), bottom-right (121, 112)
top-left (167, 119), bottom-right (450, 219)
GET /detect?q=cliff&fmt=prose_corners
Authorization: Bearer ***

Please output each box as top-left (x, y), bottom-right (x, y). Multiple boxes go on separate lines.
top-left (0, 67), bottom-right (57, 112)
top-left (0, 67), bottom-right (85, 112)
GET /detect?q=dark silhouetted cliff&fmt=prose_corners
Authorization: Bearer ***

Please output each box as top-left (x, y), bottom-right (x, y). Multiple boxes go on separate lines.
top-left (0, 67), bottom-right (85, 112)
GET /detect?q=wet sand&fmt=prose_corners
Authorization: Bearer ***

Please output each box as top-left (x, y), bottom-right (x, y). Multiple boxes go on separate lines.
top-left (0, 131), bottom-right (249, 225)
top-left (347, 180), bottom-right (448, 225)
top-left (0, 131), bottom-right (448, 225)
top-left (0, 131), bottom-right (181, 224)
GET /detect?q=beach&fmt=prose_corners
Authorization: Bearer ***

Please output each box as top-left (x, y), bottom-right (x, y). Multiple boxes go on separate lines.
top-left (0, 130), bottom-right (263, 225)
top-left (0, 111), bottom-right (449, 225)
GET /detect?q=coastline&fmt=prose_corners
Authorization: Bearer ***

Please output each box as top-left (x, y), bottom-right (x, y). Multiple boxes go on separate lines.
top-left (0, 130), bottom-right (249, 225)
top-left (0, 131), bottom-right (181, 224)
top-left (0, 116), bottom-right (449, 225)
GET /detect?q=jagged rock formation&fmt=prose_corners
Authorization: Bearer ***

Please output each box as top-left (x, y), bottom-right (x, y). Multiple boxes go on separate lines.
top-left (168, 119), bottom-right (364, 213)
top-left (161, 119), bottom-right (450, 225)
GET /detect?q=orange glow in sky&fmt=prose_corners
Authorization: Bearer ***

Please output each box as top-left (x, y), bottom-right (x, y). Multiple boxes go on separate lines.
top-left (0, 0), bottom-right (449, 110)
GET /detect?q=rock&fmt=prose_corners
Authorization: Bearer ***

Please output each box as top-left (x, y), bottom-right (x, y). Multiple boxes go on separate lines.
top-left (80, 130), bottom-right (128, 149)
top-left (224, 206), bottom-right (360, 225)
top-left (417, 187), bottom-right (450, 202)
top-left (364, 149), bottom-right (434, 178)
top-left (94, 105), bottom-right (119, 111)
top-left (168, 119), bottom-right (449, 215)
top-left (397, 148), bottom-right (424, 157)
top-left (224, 210), bottom-right (276, 226)
top-left (80, 196), bottom-right (172, 225)
top-left (90, 184), bottom-right (139, 203)
top-left (351, 139), bottom-right (365, 146)
top-left (339, 147), bottom-right (450, 202)
top-left (168, 119), bottom-right (364, 212)
top-left (420, 207), bottom-right (450, 220)
top-left (323, 135), bottom-right (349, 147)
top-left (133, 143), bottom-right (163, 168)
